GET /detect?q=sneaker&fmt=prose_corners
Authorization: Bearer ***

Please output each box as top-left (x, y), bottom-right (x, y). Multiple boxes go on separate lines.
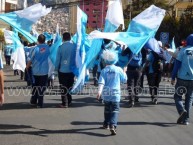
top-left (134, 98), bottom-right (139, 103)
top-left (59, 104), bottom-right (68, 108)
top-left (153, 98), bottom-right (158, 105)
top-left (29, 102), bottom-right (37, 107)
top-left (183, 121), bottom-right (189, 125)
top-left (177, 111), bottom-right (187, 124)
top-left (110, 126), bottom-right (117, 135)
top-left (128, 101), bottom-right (134, 108)
top-left (100, 125), bottom-right (109, 130)
top-left (94, 80), bottom-right (98, 86)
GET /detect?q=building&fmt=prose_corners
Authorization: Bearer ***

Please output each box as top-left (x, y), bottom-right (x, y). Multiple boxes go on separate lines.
top-left (79, 0), bottom-right (108, 30)
top-left (173, 0), bottom-right (193, 18)
top-left (0, 0), bottom-right (17, 29)
top-left (69, 0), bottom-right (111, 34)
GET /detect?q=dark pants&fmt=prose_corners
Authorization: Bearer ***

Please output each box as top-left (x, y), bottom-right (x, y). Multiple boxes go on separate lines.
top-left (14, 70), bottom-right (19, 76)
top-left (30, 75), bottom-right (48, 107)
top-left (126, 68), bottom-right (142, 101)
top-left (58, 72), bottom-right (74, 106)
top-left (93, 65), bottom-right (98, 85)
top-left (25, 67), bottom-right (34, 86)
top-left (20, 71), bottom-right (24, 80)
top-left (5, 55), bottom-right (11, 65)
top-left (174, 78), bottom-right (193, 122)
top-left (147, 73), bottom-right (162, 100)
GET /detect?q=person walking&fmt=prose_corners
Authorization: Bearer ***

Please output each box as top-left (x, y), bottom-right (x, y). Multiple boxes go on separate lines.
top-left (97, 49), bottom-right (127, 135)
top-left (55, 32), bottom-right (76, 108)
top-left (26, 34), bottom-right (50, 108)
top-left (172, 34), bottom-right (193, 125)
top-left (122, 47), bottom-right (142, 107)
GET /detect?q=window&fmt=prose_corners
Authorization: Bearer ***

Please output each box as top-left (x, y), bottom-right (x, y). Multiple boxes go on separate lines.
top-left (93, 3), bottom-right (100, 6)
top-left (93, 9), bottom-right (100, 14)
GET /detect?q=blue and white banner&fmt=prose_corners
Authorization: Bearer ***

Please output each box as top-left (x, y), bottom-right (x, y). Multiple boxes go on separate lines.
top-left (144, 38), bottom-right (162, 54)
top-left (75, 6), bottom-right (88, 71)
top-left (71, 0), bottom-right (124, 93)
top-left (0, 3), bottom-right (51, 43)
top-left (171, 37), bottom-right (176, 51)
top-left (88, 5), bottom-right (166, 55)
top-left (48, 25), bottom-right (62, 77)
top-left (4, 30), bottom-right (26, 72)
top-left (31, 27), bottom-right (39, 39)
top-left (104, 0), bottom-right (124, 32)
top-left (43, 32), bottom-right (53, 42)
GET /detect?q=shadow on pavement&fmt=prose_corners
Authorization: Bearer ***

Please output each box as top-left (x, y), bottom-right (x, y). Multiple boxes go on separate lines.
top-left (0, 102), bottom-right (32, 110)
top-left (71, 121), bottom-right (177, 127)
top-left (0, 124), bottom-right (35, 130)
top-left (0, 124), bottom-right (110, 137)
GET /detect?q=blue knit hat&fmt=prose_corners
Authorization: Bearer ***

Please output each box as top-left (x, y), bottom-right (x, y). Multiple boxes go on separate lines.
top-left (186, 34), bottom-right (193, 46)
top-left (101, 49), bottom-right (118, 65)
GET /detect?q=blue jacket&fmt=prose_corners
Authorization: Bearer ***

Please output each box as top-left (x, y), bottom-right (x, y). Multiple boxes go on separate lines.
top-left (29, 44), bottom-right (50, 76)
top-left (55, 41), bottom-right (76, 73)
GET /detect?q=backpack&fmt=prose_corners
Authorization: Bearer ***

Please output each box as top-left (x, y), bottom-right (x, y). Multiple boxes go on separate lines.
top-left (152, 52), bottom-right (163, 73)
top-left (128, 52), bottom-right (142, 67)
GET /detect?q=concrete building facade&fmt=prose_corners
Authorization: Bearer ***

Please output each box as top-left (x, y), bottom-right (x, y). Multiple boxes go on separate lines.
top-left (173, 0), bottom-right (193, 18)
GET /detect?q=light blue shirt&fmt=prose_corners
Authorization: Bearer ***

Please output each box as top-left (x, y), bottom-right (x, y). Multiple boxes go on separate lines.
top-left (163, 50), bottom-right (172, 63)
top-left (98, 65), bottom-right (127, 102)
top-left (177, 46), bottom-right (193, 80)
top-left (55, 41), bottom-right (76, 73)
top-left (24, 46), bottom-right (34, 64)
top-left (29, 44), bottom-right (50, 76)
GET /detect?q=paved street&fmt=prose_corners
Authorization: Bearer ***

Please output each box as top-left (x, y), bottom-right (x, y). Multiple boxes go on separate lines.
top-left (0, 65), bottom-right (193, 145)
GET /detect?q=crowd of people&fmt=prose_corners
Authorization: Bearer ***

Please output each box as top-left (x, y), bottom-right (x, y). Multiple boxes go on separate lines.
top-left (0, 32), bottom-right (193, 136)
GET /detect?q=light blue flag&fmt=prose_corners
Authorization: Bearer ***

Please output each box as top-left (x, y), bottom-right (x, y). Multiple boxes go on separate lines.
top-left (171, 37), bottom-right (176, 51)
top-left (48, 32), bottom-right (62, 77)
top-left (72, 33), bottom-right (77, 43)
top-left (49, 33), bottom-right (62, 66)
top-left (0, 3), bottom-right (51, 43)
top-left (88, 5), bottom-right (166, 55)
top-left (31, 27), bottom-right (39, 38)
top-left (4, 30), bottom-right (26, 72)
top-left (71, 0), bottom-right (124, 93)
top-left (75, 6), bottom-right (88, 76)
top-left (43, 32), bottom-right (53, 42)
top-left (144, 38), bottom-right (162, 54)
top-left (104, 0), bottom-right (124, 32)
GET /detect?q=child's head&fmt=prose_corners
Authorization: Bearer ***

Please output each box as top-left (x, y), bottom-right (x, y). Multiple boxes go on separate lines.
top-left (101, 49), bottom-right (118, 65)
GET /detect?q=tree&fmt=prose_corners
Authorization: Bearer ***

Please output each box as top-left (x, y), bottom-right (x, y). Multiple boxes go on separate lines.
top-left (0, 29), bottom-right (4, 42)
top-left (178, 5), bottom-right (193, 40)
top-left (0, 29), bottom-right (5, 51)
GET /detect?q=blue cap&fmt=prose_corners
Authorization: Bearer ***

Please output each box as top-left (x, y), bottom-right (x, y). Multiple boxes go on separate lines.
top-left (186, 34), bottom-right (193, 46)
